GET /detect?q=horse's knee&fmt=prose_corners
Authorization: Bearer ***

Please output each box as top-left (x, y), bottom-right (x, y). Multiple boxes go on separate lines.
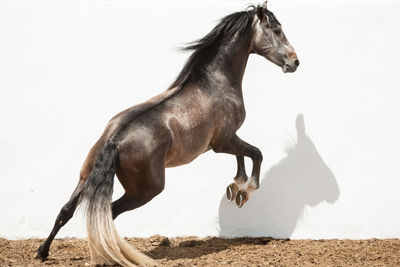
top-left (251, 148), bottom-right (263, 162)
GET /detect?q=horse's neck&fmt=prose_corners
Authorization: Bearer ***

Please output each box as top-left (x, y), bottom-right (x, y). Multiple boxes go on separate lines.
top-left (207, 32), bottom-right (253, 95)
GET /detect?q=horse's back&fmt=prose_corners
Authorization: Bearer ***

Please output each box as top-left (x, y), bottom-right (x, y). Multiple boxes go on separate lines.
top-left (79, 87), bottom-right (182, 181)
top-left (80, 82), bottom-right (241, 181)
top-left (116, 84), bottom-right (218, 168)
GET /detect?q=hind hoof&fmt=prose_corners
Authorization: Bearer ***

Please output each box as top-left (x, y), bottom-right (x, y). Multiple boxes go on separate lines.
top-left (226, 183), bottom-right (239, 201)
top-left (35, 244), bottom-right (49, 261)
top-left (235, 190), bottom-right (248, 208)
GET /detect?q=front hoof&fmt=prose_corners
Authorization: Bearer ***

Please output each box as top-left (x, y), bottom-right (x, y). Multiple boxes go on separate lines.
top-left (226, 183), bottom-right (239, 201)
top-left (35, 244), bottom-right (49, 261)
top-left (235, 190), bottom-right (249, 208)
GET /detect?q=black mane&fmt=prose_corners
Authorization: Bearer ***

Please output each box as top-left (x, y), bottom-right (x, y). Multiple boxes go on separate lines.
top-left (169, 7), bottom-right (258, 89)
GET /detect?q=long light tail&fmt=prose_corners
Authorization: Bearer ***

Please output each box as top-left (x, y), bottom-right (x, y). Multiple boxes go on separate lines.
top-left (79, 141), bottom-right (157, 266)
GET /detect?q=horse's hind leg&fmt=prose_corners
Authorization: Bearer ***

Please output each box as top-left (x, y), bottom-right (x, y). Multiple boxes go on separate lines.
top-left (112, 157), bottom-right (165, 220)
top-left (36, 181), bottom-right (84, 260)
top-left (111, 191), bottom-right (162, 220)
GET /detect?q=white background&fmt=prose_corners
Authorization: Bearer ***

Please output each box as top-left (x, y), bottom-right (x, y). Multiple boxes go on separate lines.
top-left (1, 0), bottom-right (400, 239)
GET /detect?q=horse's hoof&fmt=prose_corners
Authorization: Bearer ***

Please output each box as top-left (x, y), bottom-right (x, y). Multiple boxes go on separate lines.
top-left (226, 183), bottom-right (239, 201)
top-left (35, 244), bottom-right (48, 261)
top-left (235, 190), bottom-right (248, 208)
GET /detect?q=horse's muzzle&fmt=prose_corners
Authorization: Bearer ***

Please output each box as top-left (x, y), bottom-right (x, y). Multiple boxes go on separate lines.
top-left (283, 58), bottom-right (299, 73)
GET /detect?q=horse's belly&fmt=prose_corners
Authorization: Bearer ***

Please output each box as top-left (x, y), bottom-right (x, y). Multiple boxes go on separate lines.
top-left (164, 120), bottom-right (213, 168)
top-left (165, 145), bottom-right (211, 167)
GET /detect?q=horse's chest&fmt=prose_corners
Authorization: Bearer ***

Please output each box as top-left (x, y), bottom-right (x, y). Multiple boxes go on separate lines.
top-left (217, 97), bottom-right (246, 130)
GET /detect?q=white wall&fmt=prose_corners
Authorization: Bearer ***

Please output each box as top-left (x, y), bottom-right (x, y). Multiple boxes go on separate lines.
top-left (1, 0), bottom-right (400, 240)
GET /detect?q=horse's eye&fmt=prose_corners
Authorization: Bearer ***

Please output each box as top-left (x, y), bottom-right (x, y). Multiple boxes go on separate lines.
top-left (274, 29), bottom-right (282, 35)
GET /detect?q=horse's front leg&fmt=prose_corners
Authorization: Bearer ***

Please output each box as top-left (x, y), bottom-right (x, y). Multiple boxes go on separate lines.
top-left (226, 156), bottom-right (248, 201)
top-left (213, 134), bottom-right (263, 207)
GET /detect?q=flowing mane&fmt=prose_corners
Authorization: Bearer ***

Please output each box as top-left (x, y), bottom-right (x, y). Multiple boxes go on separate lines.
top-left (169, 7), bottom-right (257, 89)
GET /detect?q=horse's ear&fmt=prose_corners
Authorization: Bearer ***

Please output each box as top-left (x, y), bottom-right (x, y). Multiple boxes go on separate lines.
top-left (262, 1), bottom-right (268, 9)
top-left (257, 6), bottom-right (266, 21)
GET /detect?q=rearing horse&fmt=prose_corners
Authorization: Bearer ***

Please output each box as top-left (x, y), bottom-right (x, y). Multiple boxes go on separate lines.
top-left (37, 2), bottom-right (299, 266)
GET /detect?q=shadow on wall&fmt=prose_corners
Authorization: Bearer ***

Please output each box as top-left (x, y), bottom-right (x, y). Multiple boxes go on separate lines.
top-left (218, 114), bottom-right (340, 238)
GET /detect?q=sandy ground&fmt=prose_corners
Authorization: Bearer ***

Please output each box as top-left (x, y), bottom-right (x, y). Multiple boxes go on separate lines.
top-left (1, 236), bottom-right (400, 266)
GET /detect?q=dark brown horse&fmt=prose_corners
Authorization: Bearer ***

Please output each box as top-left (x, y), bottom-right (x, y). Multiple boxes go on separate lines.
top-left (36, 2), bottom-right (299, 266)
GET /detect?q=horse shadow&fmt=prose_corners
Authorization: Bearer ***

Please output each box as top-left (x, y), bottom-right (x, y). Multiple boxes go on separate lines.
top-left (145, 237), bottom-right (275, 260)
top-left (218, 114), bottom-right (340, 238)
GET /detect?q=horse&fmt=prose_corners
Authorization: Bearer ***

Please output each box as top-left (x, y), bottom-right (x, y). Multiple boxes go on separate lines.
top-left (36, 2), bottom-right (299, 266)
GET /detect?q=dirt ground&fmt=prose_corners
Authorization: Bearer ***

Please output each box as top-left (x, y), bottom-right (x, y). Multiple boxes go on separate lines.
top-left (1, 236), bottom-right (400, 266)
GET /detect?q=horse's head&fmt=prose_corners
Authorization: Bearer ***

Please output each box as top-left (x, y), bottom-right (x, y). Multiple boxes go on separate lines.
top-left (252, 2), bottom-right (299, 73)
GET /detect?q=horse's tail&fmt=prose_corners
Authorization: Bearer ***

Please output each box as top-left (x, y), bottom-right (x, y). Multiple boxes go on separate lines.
top-left (79, 140), bottom-right (157, 267)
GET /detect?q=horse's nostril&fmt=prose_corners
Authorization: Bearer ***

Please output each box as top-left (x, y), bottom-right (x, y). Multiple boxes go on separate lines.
top-left (294, 59), bottom-right (300, 67)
